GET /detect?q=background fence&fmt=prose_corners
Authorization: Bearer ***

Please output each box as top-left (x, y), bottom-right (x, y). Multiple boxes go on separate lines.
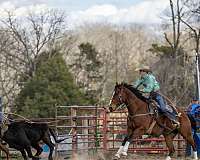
top-left (53, 106), bottom-right (186, 159)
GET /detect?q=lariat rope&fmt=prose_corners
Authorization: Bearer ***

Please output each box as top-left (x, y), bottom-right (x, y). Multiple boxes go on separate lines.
top-left (3, 112), bottom-right (32, 122)
top-left (0, 112), bottom-right (64, 124)
top-left (0, 112), bottom-right (75, 136)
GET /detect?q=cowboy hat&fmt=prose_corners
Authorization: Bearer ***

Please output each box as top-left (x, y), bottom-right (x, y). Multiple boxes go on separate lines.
top-left (135, 65), bottom-right (152, 72)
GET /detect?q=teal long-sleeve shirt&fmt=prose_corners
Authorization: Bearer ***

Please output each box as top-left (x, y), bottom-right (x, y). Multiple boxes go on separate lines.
top-left (133, 73), bottom-right (160, 93)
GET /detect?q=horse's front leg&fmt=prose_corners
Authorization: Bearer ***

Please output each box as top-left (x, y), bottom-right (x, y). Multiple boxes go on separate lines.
top-left (114, 135), bottom-right (130, 159)
top-left (114, 127), bottom-right (144, 159)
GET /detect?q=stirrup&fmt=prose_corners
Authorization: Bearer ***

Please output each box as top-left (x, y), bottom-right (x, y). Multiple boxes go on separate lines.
top-left (172, 121), bottom-right (180, 128)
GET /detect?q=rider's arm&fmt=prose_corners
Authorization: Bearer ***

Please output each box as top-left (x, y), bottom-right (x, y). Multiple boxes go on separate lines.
top-left (133, 78), bottom-right (144, 88)
top-left (142, 75), bottom-right (155, 93)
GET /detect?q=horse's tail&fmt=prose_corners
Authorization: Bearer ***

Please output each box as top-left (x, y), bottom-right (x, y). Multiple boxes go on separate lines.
top-left (49, 128), bottom-right (68, 143)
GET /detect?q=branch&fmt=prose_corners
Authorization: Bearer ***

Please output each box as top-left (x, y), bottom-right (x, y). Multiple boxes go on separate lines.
top-left (164, 33), bottom-right (173, 48)
top-left (180, 17), bottom-right (197, 36)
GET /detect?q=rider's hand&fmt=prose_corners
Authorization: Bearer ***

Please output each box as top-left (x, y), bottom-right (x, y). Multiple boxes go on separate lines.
top-left (143, 93), bottom-right (150, 98)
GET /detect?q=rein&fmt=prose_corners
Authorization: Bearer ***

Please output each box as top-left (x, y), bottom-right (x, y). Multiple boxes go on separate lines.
top-left (0, 112), bottom-right (63, 124)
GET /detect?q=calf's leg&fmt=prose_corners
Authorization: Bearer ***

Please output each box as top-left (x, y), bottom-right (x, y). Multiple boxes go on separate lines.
top-left (20, 149), bottom-right (28, 160)
top-left (42, 132), bottom-right (55, 160)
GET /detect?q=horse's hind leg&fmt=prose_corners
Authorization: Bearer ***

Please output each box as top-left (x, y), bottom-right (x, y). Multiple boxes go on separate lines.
top-left (187, 136), bottom-right (198, 160)
top-left (181, 130), bottom-right (197, 160)
top-left (163, 134), bottom-right (176, 160)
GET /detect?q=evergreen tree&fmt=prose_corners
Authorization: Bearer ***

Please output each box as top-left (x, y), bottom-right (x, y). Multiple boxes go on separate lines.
top-left (15, 51), bottom-right (91, 118)
top-left (70, 42), bottom-right (102, 101)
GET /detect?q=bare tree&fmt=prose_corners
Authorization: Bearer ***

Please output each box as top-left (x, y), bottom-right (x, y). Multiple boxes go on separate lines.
top-left (164, 0), bottom-right (182, 55)
top-left (1, 9), bottom-right (65, 78)
top-left (180, 0), bottom-right (200, 55)
top-left (156, 0), bottom-right (185, 104)
top-left (179, 0), bottom-right (200, 99)
top-left (0, 9), bottom-right (66, 107)
top-left (149, 0), bottom-right (198, 106)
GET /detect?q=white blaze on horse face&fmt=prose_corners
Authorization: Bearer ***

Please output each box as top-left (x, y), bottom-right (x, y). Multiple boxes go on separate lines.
top-left (109, 90), bottom-right (115, 106)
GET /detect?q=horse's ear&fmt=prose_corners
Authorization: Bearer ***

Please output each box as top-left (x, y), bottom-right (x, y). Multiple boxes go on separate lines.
top-left (116, 82), bottom-right (118, 86)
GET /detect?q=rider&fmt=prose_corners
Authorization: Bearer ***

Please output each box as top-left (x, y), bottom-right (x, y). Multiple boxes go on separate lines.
top-left (133, 65), bottom-right (180, 127)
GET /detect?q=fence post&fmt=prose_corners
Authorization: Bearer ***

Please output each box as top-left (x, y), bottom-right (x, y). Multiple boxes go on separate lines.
top-left (103, 108), bottom-right (108, 151)
top-left (71, 107), bottom-right (77, 160)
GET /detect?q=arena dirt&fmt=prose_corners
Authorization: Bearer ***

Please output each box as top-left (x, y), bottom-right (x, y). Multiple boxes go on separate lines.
top-left (58, 152), bottom-right (195, 160)
top-left (9, 151), bottom-right (195, 160)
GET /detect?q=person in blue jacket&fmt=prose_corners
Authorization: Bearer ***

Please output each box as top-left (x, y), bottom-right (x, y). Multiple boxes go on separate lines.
top-left (186, 98), bottom-right (200, 157)
top-left (187, 98), bottom-right (199, 116)
top-left (187, 98), bottom-right (200, 131)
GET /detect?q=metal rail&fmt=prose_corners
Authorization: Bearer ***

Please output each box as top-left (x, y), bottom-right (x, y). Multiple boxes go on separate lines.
top-left (53, 106), bottom-right (186, 158)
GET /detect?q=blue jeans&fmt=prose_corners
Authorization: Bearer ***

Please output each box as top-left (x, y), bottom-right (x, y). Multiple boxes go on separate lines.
top-left (153, 93), bottom-right (177, 121)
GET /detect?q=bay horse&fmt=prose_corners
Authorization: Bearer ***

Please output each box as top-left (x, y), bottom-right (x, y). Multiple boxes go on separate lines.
top-left (109, 83), bottom-right (197, 160)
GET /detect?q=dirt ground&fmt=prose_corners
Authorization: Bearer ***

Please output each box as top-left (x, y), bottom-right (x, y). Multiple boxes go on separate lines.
top-left (6, 151), bottom-right (195, 160)
top-left (58, 152), bottom-right (196, 160)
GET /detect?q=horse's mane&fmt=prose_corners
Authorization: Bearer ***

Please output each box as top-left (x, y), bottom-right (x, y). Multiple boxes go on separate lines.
top-left (121, 83), bottom-right (149, 103)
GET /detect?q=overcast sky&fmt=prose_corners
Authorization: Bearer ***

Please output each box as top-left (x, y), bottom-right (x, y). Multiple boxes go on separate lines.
top-left (0, 0), bottom-right (170, 28)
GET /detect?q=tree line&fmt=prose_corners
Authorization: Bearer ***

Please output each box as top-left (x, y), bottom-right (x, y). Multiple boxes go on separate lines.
top-left (0, 0), bottom-right (199, 117)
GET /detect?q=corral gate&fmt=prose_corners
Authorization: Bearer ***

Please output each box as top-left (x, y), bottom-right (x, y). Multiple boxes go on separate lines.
top-left (55, 106), bottom-right (186, 159)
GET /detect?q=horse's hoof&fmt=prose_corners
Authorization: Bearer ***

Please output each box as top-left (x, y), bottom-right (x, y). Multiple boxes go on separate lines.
top-left (165, 156), bottom-right (171, 160)
top-left (121, 152), bottom-right (127, 156)
top-left (113, 154), bottom-right (120, 160)
top-left (194, 151), bottom-right (198, 160)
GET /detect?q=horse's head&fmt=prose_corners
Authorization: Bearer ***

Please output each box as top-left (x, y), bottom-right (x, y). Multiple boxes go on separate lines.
top-left (109, 83), bottom-right (125, 112)
top-left (108, 82), bottom-right (147, 112)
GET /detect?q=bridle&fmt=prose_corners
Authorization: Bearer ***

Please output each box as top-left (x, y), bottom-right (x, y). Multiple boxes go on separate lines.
top-left (118, 93), bottom-right (123, 104)
top-left (109, 87), bottom-right (125, 112)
